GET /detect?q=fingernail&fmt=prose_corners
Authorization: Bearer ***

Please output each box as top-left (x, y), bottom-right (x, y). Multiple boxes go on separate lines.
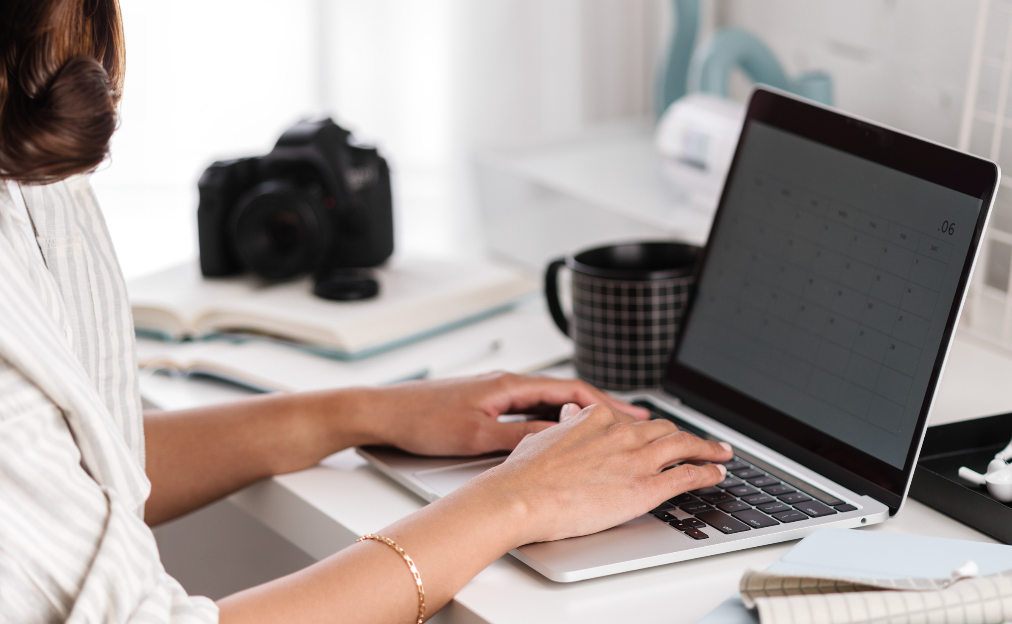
top-left (719, 442), bottom-right (732, 453)
top-left (560, 403), bottom-right (579, 421)
top-left (717, 464), bottom-right (727, 477)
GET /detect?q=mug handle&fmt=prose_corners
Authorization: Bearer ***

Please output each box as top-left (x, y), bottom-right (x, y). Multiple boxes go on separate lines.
top-left (544, 257), bottom-right (569, 337)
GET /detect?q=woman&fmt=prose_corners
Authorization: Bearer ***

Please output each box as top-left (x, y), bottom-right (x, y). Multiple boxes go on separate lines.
top-left (0, 1), bottom-right (731, 622)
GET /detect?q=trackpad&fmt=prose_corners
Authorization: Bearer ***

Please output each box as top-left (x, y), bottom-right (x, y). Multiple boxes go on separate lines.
top-left (415, 457), bottom-right (506, 497)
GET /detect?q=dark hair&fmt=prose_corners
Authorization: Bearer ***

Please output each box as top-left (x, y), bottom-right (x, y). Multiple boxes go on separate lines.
top-left (0, 0), bottom-right (125, 182)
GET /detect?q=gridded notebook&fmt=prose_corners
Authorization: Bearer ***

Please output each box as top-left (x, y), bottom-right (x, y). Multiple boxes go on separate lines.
top-left (698, 529), bottom-right (1012, 624)
top-left (740, 566), bottom-right (1012, 624)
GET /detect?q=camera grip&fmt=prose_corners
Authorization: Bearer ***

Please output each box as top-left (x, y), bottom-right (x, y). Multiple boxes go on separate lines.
top-left (544, 258), bottom-right (570, 337)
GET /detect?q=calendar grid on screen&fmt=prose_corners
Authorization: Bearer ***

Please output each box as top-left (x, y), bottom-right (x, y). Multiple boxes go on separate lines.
top-left (696, 175), bottom-right (953, 435)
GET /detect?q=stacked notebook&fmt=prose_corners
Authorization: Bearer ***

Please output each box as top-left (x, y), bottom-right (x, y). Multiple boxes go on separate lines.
top-left (130, 257), bottom-right (538, 359)
top-left (129, 257), bottom-right (572, 391)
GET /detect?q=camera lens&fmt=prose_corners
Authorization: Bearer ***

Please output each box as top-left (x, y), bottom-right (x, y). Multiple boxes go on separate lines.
top-left (230, 180), bottom-right (332, 280)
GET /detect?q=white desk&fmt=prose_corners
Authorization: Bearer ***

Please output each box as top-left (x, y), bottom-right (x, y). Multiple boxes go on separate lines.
top-left (141, 332), bottom-right (1012, 624)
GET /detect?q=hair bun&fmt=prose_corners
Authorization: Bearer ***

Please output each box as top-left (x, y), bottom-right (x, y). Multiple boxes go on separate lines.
top-left (0, 55), bottom-right (118, 182)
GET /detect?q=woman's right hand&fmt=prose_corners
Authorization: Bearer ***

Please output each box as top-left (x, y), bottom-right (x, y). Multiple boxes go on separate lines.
top-left (459, 402), bottom-right (733, 547)
top-left (219, 401), bottom-right (733, 624)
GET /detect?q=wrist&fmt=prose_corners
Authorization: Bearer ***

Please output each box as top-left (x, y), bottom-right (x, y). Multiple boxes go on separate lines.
top-left (458, 463), bottom-right (542, 551)
top-left (302, 386), bottom-right (387, 452)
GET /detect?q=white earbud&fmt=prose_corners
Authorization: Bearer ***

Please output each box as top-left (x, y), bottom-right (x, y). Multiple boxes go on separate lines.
top-left (958, 436), bottom-right (1012, 502)
top-left (996, 440), bottom-right (1012, 463)
top-left (958, 466), bottom-right (988, 486)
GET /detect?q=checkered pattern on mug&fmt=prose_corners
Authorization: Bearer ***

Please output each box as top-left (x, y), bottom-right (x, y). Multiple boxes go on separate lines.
top-left (571, 272), bottom-right (694, 390)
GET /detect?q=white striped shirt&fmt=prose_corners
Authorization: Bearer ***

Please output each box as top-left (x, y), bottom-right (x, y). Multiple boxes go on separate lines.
top-left (0, 178), bottom-right (217, 623)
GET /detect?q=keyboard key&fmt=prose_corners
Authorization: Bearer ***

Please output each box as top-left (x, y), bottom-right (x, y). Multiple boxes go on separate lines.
top-left (732, 449), bottom-right (844, 506)
top-left (732, 468), bottom-right (764, 479)
top-left (682, 517), bottom-right (705, 528)
top-left (696, 510), bottom-right (752, 534)
top-left (756, 501), bottom-right (791, 514)
top-left (652, 501), bottom-right (676, 513)
top-left (669, 520), bottom-right (690, 530)
top-left (681, 502), bottom-right (716, 514)
top-left (727, 485), bottom-right (759, 497)
top-left (723, 460), bottom-right (749, 471)
top-left (732, 509), bottom-right (780, 528)
top-left (835, 503), bottom-right (857, 512)
top-left (743, 494), bottom-right (774, 505)
top-left (795, 500), bottom-right (837, 517)
top-left (718, 500), bottom-right (751, 513)
top-left (817, 494), bottom-right (846, 507)
top-left (763, 484), bottom-right (795, 496)
top-left (772, 510), bottom-right (808, 523)
top-left (668, 493), bottom-right (698, 505)
top-left (717, 477), bottom-right (743, 489)
top-left (748, 476), bottom-right (780, 487)
top-left (684, 528), bottom-right (710, 540)
top-left (692, 486), bottom-right (722, 495)
top-left (778, 492), bottom-right (811, 504)
top-left (700, 492), bottom-right (736, 504)
top-left (652, 510), bottom-right (677, 522)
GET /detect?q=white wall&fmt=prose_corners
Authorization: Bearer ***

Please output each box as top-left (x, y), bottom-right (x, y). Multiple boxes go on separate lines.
top-left (715, 0), bottom-right (978, 148)
top-left (94, 0), bottom-right (670, 279)
top-left (317, 0), bottom-right (672, 259)
top-left (91, 0), bottom-right (321, 279)
top-left (93, 1), bottom-right (988, 281)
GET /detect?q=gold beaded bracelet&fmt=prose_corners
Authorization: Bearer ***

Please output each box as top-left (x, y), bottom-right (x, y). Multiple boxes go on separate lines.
top-left (357, 534), bottom-right (425, 624)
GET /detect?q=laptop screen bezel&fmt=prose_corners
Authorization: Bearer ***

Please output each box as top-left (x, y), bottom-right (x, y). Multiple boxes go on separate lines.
top-left (662, 87), bottom-right (999, 513)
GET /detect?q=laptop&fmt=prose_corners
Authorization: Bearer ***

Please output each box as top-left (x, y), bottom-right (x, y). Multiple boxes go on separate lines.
top-left (358, 87), bottom-right (1000, 582)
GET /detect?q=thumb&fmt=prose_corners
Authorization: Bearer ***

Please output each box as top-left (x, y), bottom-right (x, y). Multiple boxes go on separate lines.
top-left (559, 402), bottom-right (581, 422)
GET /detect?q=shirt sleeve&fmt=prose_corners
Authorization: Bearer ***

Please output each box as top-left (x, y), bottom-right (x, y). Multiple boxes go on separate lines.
top-left (0, 361), bottom-right (218, 624)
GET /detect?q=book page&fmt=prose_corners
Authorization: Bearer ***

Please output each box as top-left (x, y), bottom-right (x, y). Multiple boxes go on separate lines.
top-left (128, 261), bottom-right (262, 338)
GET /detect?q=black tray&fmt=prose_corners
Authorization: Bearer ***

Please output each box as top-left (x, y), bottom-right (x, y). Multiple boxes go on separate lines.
top-left (909, 412), bottom-right (1012, 544)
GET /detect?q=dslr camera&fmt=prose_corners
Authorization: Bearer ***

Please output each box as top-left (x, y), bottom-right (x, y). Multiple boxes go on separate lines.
top-left (197, 118), bottom-right (394, 300)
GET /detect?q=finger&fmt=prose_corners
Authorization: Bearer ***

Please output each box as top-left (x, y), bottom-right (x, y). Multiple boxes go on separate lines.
top-left (481, 419), bottom-right (556, 451)
top-left (559, 403), bottom-right (581, 422)
top-left (559, 379), bottom-right (651, 420)
top-left (563, 403), bottom-right (637, 429)
top-left (648, 431), bottom-right (733, 467)
top-left (489, 375), bottom-right (648, 419)
top-left (657, 462), bottom-right (727, 497)
top-left (598, 394), bottom-right (651, 421)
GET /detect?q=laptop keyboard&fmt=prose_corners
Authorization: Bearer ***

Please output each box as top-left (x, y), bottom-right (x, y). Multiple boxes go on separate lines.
top-left (633, 401), bottom-right (860, 540)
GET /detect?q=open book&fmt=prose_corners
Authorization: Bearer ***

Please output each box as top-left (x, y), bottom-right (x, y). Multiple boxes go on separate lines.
top-left (129, 258), bottom-right (537, 359)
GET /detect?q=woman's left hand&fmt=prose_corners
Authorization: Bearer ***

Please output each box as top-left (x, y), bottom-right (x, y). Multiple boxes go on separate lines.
top-left (351, 372), bottom-right (650, 456)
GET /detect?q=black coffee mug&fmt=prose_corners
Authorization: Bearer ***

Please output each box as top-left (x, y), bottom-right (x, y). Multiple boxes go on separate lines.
top-left (544, 241), bottom-right (700, 390)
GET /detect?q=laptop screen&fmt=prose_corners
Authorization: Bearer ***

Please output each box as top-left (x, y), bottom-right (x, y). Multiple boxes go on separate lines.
top-left (664, 89), bottom-right (998, 510)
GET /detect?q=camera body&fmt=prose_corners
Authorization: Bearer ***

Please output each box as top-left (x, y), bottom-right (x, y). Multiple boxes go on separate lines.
top-left (197, 118), bottom-right (394, 283)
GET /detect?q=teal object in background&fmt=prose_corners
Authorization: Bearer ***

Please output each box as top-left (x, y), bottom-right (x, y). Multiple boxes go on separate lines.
top-left (689, 28), bottom-right (833, 106)
top-left (655, 0), bottom-right (700, 116)
top-left (656, 1), bottom-right (833, 115)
